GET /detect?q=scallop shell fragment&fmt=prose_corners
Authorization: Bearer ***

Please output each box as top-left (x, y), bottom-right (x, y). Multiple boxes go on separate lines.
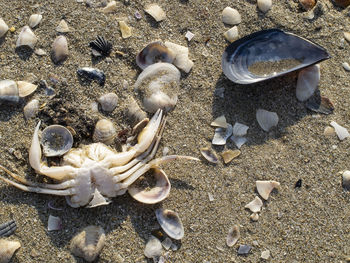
top-left (93, 119), bottom-right (116, 145)
top-left (17, 81), bottom-right (38, 97)
top-left (200, 147), bottom-right (219, 164)
top-left (28, 14), bottom-right (42, 28)
top-left (256, 109), bottom-right (278, 132)
top-left (41, 125), bottom-right (74, 157)
top-left (70, 226), bottom-right (106, 262)
top-left (56, 19), bottom-right (70, 33)
top-left (16, 26), bottom-right (37, 49)
top-left (222, 7), bottom-right (241, 25)
top-left (144, 3), bottom-right (166, 22)
top-left (330, 121), bottom-right (349, 141)
top-left (232, 122), bottom-right (249, 136)
top-left (144, 236), bottom-right (163, 259)
top-left (226, 225), bottom-right (240, 247)
top-left (51, 35), bottom-right (68, 64)
top-left (89, 36), bottom-right (112, 57)
top-left (0, 80), bottom-right (19, 103)
top-left (98, 92), bottom-right (118, 112)
top-left (24, 99), bottom-right (39, 120)
top-left (244, 196), bottom-right (263, 213)
top-left (0, 239), bottom-right (21, 263)
top-left (256, 180), bottom-right (280, 200)
top-left (156, 208), bottom-right (184, 240)
top-left (0, 18), bottom-right (9, 38)
top-left (296, 64), bottom-right (320, 102)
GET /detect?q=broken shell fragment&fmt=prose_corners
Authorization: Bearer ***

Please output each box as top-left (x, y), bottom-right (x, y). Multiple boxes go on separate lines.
top-left (16, 26), bottom-right (37, 49)
top-left (330, 121), bottom-right (349, 141)
top-left (226, 225), bottom-right (240, 247)
top-left (51, 35), bottom-right (68, 64)
top-left (164, 41), bottom-right (194, 73)
top-left (144, 236), bottom-right (163, 259)
top-left (24, 99), bottom-right (39, 120)
top-left (221, 149), bottom-right (241, 164)
top-left (47, 215), bottom-right (62, 231)
top-left (119, 20), bottom-right (132, 39)
top-left (17, 81), bottom-right (38, 97)
top-left (250, 212), bottom-right (259, 221)
top-left (0, 80), bottom-right (19, 103)
top-left (144, 3), bottom-right (166, 22)
top-left (136, 41), bottom-right (175, 70)
top-left (89, 36), bottom-right (112, 57)
top-left (93, 119), bottom-right (116, 145)
top-left (212, 124), bottom-right (233, 145)
top-left (0, 239), bottom-right (21, 263)
top-left (77, 67), bottom-right (105, 86)
top-left (211, 115), bottom-right (228, 128)
top-left (224, 26), bottom-right (239, 43)
top-left (232, 122), bottom-right (249, 136)
top-left (299, 0), bottom-right (317, 11)
top-left (101, 1), bottom-right (117, 13)
top-left (98, 93), bottom-right (118, 112)
top-left (0, 18), bottom-right (9, 38)
top-left (28, 14), bottom-right (42, 28)
top-left (324, 126), bottom-right (335, 136)
top-left (70, 226), bottom-right (106, 262)
top-left (258, 0), bottom-right (272, 13)
top-left (156, 208), bottom-right (184, 240)
top-left (245, 196), bottom-right (263, 213)
top-left (305, 96), bottom-right (334, 115)
top-left (56, 19), bottom-right (70, 33)
top-left (296, 64), bottom-right (320, 102)
top-left (231, 136), bottom-right (247, 149)
top-left (256, 180), bottom-right (280, 200)
top-left (0, 220), bottom-right (17, 237)
top-left (222, 7), bottom-right (241, 25)
top-left (256, 109), bottom-right (278, 132)
top-left (344, 32), bottom-right (350, 43)
top-left (128, 168), bottom-right (171, 204)
top-left (41, 125), bottom-right (74, 157)
top-left (200, 147), bottom-right (219, 164)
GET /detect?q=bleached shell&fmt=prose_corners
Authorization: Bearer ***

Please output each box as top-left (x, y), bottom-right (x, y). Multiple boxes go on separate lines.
top-left (70, 226), bottom-right (106, 262)
top-left (344, 32), bottom-right (350, 43)
top-left (143, 91), bottom-right (178, 113)
top-left (256, 109), bottom-right (278, 132)
top-left (224, 26), bottom-right (239, 43)
top-left (244, 196), bottom-right (263, 213)
top-left (330, 121), bottom-right (350, 140)
top-left (144, 3), bottom-right (166, 22)
top-left (232, 122), bottom-right (249, 136)
top-left (257, 0), bottom-right (272, 13)
top-left (144, 236), bottom-right (163, 259)
top-left (28, 14), bottom-right (42, 28)
top-left (98, 92), bottom-right (118, 112)
top-left (296, 64), bottom-right (320, 102)
top-left (47, 215), bottom-right (62, 231)
top-left (16, 81), bottom-right (38, 97)
top-left (119, 20), bottom-right (132, 39)
top-left (231, 136), bottom-right (247, 149)
top-left (324, 126), bottom-right (335, 136)
top-left (155, 208), bottom-right (184, 240)
top-left (222, 7), bottom-right (241, 25)
top-left (101, 1), bottom-right (117, 13)
top-left (24, 99), bottom-right (39, 120)
top-left (342, 62), bottom-right (350, 71)
top-left (41, 125), bottom-right (73, 157)
top-left (211, 115), bottom-right (228, 128)
top-left (93, 119), bottom-right (116, 145)
top-left (0, 80), bottom-right (19, 103)
top-left (226, 225), bottom-right (240, 247)
top-left (221, 149), bottom-right (241, 164)
top-left (200, 147), bottom-right (219, 164)
top-left (164, 41), bottom-right (194, 73)
top-left (212, 124), bottom-right (233, 145)
top-left (256, 180), bottom-right (280, 200)
top-left (0, 18), bottom-right (9, 38)
top-left (124, 96), bottom-right (147, 123)
top-left (16, 26), bottom-right (37, 49)
top-left (342, 170), bottom-right (350, 190)
top-left (0, 239), bottom-right (21, 263)
top-left (250, 212), bottom-right (259, 221)
top-left (56, 19), bottom-right (70, 33)
top-left (34, 48), bottom-right (46, 56)
top-left (51, 35), bottom-right (68, 64)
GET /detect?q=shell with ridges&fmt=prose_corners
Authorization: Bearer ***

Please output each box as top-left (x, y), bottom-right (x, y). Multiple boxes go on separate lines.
top-left (56, 19), bottom-right (69, 33)
top-left (93, 119), bottom-right (116, 145)
top-left (51, 35), bottom-right (68, 64)
top-left (0, 239), bottom-right (21, 263)
top-left (0, 18), bottom-right (9, 38)
top-left (17, 81), bottom-right (38, 97)
top-left (98, 92), bottom-right (118, 112)
top-left (89, 36), bottom-right (112, 57)
top-left (16, 26), bottom-right (37, 49)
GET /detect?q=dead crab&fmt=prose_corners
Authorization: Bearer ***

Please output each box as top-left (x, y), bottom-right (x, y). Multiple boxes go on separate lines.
top-left (0, 109), bottom-right (198, 208)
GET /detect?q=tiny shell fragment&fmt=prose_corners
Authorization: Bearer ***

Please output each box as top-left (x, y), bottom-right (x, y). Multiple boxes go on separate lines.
top-left (144, 4), bottom-right (166, 22)
top-left (342, 62), bottom-right (350, 71)
top-left (28, 14), bottom-right (42, 28)
top-left (226, 225), bottom-right (240, 247)
top-left (221, 149), bottom-right (241, 164)
top-left (119, 20), bottom-right (132, 38)
top-left (211, 115), bottom-right (228, 128)
top-left (250, 212), bottom-right (259, 221)
top-left (261, 249), bottom-right (271, 260)
top-left (0, 239), bottom-right (21, 263)
top-left (56, 19), bottom-right (70, 33)
top-left (330, 121), bottom-right (349, 140)
top-left (200, 147), bottom-right (219, 164)
top-left (256, 180), bottom-right (280, 200)
top-left (256, 109), bottom-right (279, 132)
top-left (222, 7), bottom-right (241, 25)
top-left (344, 32), bottom-right (350, 43)
top-left (144, 236), bottom-right (163, 258)
top-left (47, 215), bottom-right (62, 231)
top-left (324, 126), bottom-right (335, 136)
top-left (101, 1), bottom-right (117, 13)
top-left (185, 31), bottom-right (195, 41)
top-left (244, 196), bottom-right (263, 213)
top-left (212, 124), bottom-right (233, 145)
top-left (232, 122), bottom-right (249, 136)
top-left (224, 26), bottom-right (239, 43)
top-left (231, 136), bottom-right (247, 149)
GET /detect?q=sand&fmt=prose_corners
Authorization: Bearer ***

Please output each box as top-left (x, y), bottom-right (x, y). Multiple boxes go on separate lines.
top-left (0, 0), bottom-right (349, 262)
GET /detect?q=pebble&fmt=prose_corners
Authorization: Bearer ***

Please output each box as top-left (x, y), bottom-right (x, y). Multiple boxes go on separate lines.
top-left (237, 245), bottom-right (252, 255)
top-left (261, 249), bottom-right (271, 260)
top-left (342, 62), bottom-right (350, 71)
top-left (257, 0), bottom-right (272, 13)
top-left (224, 26), bottom-right (239, 43)
top-left (250, 212), bottom-right (259, 221)
top-left (119, 20), bottom-right (132, 38)
top-left (222, 7), bottom-right (241, 25)
top-left (299, 0), bottom-right (316, 11)
top-left (342, 170), bottom-right (350, 190)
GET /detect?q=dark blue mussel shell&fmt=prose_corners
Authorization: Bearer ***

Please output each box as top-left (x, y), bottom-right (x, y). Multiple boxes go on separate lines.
top-left (0, 219), bottom-right (17, 237)
top-left (77, 67), bottom-right (106, 86)
top-left (222, 29), bottom-right (330, 84)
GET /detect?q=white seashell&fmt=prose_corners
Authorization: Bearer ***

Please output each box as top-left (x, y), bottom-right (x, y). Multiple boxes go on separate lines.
top-left (125, 96), bottom-right (147, 123)
top-left (0, 239), bottom-right (21, 263)
top-left (222, 7), bottom-right (241, 25)
top-left (0, 80), bottom-right (19, 103)
top-left (330, 121), bottom-right (349, 140)
top-left (101, 1), bottom-right (118, 13)
top-left (244, 196), bottom-right (263, 213)
top-left (231, 136), bottom-right (247, 149)
top-left (28, 14), bottom-right (42, 28)
top-left (211, 115), bottom-right (228, 128)
top-left (212, 124), bottom-right (233, 145)
top-left (24, 99), bottom-right (39, 120)
top-left (16, 81), bottom-right (38, 97)
top-left (144, 3), bottom-right (166, 22)
top-left (261, 249), bottom-right (271, 260)
top-left (0, 18), bottom-right (9, 38)
top-left (224, 26), bottom-right (239, 43)
top-left (256, 180), bottom-right (280, 200)
top-left (200, 147), bottom-right (219, 164)
top-left (135, 62), bottom-right (180, 113)
top-left (164, 41), bottom-right (194, 73)
top-left (70, 226), bottom-right (106, 262)
top-left (250, 212), bottom-right (259, 221)
top-left (144, 236), bottom-right (163, 259)
top-left (98, 92), bottom-right (118, 112)
top-left (51, 35), bottom-right (68, 64)
top-left (47, 215), bottom-right (62, 231)
top-left (342, 170), bottom-right (350, 190)
top-left (119, 20), bottom-right (132, 39)
top-left (342, 62), bottom-right (350, 71)
top-left (324, 126), bottom-right (335, 136)
top-left (185, 31), bottom-right (195, 41)
top-left (93, 119), bottom-right (116, 145)
top-left (256, 109), bottom-right (278, 132)
top-left (16, 26), bottom-right (37, 49)
top-left (232, 122), bottom-right (249, 136)
top-left (161, 237), bottom-right (172, 250)
top-left (155, 208), bottom-right (184, 240)
top-left (56, 19), bottom-right (70, 33)
top-left (257, 0), bottom-right (273, 13)
top-left (296, 64), bottom-right (320, 102)
top-left (344, 32), bottom-right (350, 43)
top-left (226, 225), bottom-right (240, 247)
top-left (34, 48), bottom-right (46, 56)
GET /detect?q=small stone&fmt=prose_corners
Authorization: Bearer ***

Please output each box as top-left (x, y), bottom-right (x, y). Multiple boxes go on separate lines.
top-left (261, 249), bottom-right (271, 260)
top-left (250, 212), bottom-right (259, 221)
top-left (344, 32), bottom-right (350, 43)
top-left (30, 248), bottom-right (41, 258)
top-left (224, 26), bottom-right (239, 42)
top-left (299, 0), bottom-right (316, 11)
top-left (252, 241), bottom-right (259, 247)
top-left (9, 26), bottom-right (15, 33)
top-left (222, 7), bottom-right (241, 25)
top-left (342, 170), bottom-right (350, 190)
top-left (119, 20), bottom-right (132, 38)
top-left (294, 179), bottom-right (302, 188)
top-left (324, 126), bottom-right (335, 136)
top-left (342, 62), bottom-right (350, 71)
top-left (257, 0), bottom-right (272, 13)
top-left (238, 245), bottom-right (251, 255)
top-left (134, 11), bottom-right (142, 20)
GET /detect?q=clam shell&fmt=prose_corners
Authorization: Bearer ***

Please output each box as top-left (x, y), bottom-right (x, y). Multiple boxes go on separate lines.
top-left (17, 81), bottom-right (38, 97)
top-left (245, 196), bottom-right (263, 213)
top-left (98, 92), bottom-right (118, 112)
top-left (224, 26), bottom-right (239, 43)
top-left (70, 226), bottom-right (106, 262)
top-left (144, 3), bottom-right (166, 22)
top-left (0, 18), bottom-right (9, 38)
top-left (222, 7), bottom-right (241, 25)
top-left (155, 208), bottom-right (184, 240)
top-left (222, 29), bottom-right (330, 84)
top-left (51, 35), bottom-right (68, 64)
top-left (226, 225), bottom-right (240, 247)
top-left (0, 80), bottom-right (19, 103)
top-left (23, 99), bottom-right (39, 120)
top-left (28, 14), bottom-right (42, 28)
top-left (296, 64), bottom-right (320, 102)
top-left (128, 167), bottom-right (171, 204)
top-left (56, 19), bottom-right (70, 33)
top-left (0, 239), bottom-right (21, 263)
top-left (93, 119), bottom-right (116, 145)
top-left (200, 147), bottom-right (219, 164)
top-left (89, 36), bottom-right (112, 57)
top-left (256, 180), bottom-right (280, 200)
top-left (16, 26), bottom-right (37, 49)
top-left (41, 125), bottom-right (74, 157)
top-left (144, 236), bottom-right (163, 259)
top-left (257, 0), bottom-right (272, 13)
top-left (256, 109), bottom-right (278, 132)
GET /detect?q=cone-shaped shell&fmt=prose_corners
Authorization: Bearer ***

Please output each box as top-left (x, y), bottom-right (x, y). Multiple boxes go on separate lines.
top-left (0, 239), bottom-right (21, 263)
top-left (51, 35), bottom-right (68, 64)
top-left (155, 208), bottom-right (184, 240)
top-left (16, 26), bottom-right (37, 49)
top-left (93, 119), bottom-right (116, 145)
top-left (0, 18), bottom-right (9, 38)
top-left (17, 81), bottom-right (38, 97)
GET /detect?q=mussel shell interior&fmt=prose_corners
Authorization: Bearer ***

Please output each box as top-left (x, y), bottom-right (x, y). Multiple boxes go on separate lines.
top-left (40, 125), bottom-right (73, 157)
top-left (222, 29), bottom-right (330, 84)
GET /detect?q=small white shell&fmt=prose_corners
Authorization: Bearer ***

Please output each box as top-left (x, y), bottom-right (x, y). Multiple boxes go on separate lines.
top-left (144, 236), bottom-right (163, 259)
top-left (56, 19), bottom-right (70, 33)
top-left (256, 180), bottom-right (280, 200)
top-left (224, 26), bottom-right (239, 43)
top-left (244, 196), bottom-right (263, 213)
top-left (344, 32), bottom-right (350, 42)
top-left (256, 109), bottom-right (278, 132)
top-left (155, 208), bottom-right (184, 240)
top-left (232, 122), bottom-right (249, 136)
top-left (212, 124), bottom-right (233, 145)
top-left (250, 212), bottom-right (259, 221)
top-left (41, 125), bottom-right (74, 157)
top-left (16, 26), bottom-right (37, 49)
top-left (0, 239), bottom-right (21, 263)
top-left (47, 215), bottom-right (62, 231)
top-left (144, 4), bottom-right (166, 22)
top-left (231, 136), bottom-right (247, 149)
top-left (258, 0), bottom-right (272, 13)
top-left (330, 121), bottom-right (349, 141)
top-left (226, 225), bottom-right (240, 247)
top-left (28, 14), bottom-right (42, 28)
top-left (101, 1), bottom-right (117, 13)
top-left (342, 62), bottom-right (350, 71)
top-left (51, 35), bottom-right (68, 64)
top-left (93, 119), bottom-right (116, 145)
top-left (164, 41), bottom-right (194, 73)
top-left (200, 147), bottom-right (219, 164)
top-left (0, 80), bottom-right (19, 103)
top-left (24, 99), bottom-right (39, 120)
top-left (342, 170), bottom-right (350, 190)
top-left (296, 64), bottom-right (320, 102)
top-left (16, 81), bottom-right (38, 97)
top-left (98, 92), bottom-right (118, 112)
top-left (211, 115), bottom-right (228, 128)
top-left (0, 18), bottom-right (9, 38)
top-left (222, 7), bottom-right (241, 25)
top-left (70, 226), bottom-right (106, 262)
